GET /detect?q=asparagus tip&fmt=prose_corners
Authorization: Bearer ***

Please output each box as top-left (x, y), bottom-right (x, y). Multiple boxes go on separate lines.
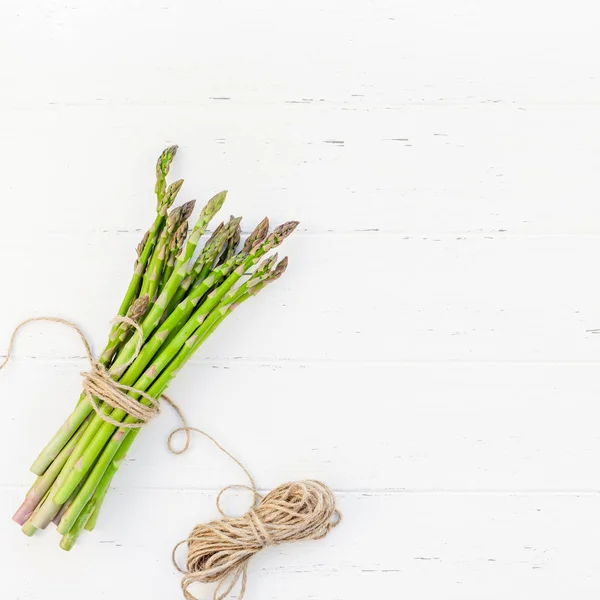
top-left (259, 220), bottom-right (299, 252)
top-left (136, 229), bottom-right (151, 257)
top-left (208, 190), bottom-right (228, 213)
top-left (270, 256), bottom-right (289, 280)
top-left (180, 199), bottom-right (196, 222)
top-left (157, 145), bottom-right (178, 175)
top-left (174, 220), bottom-right (189, 254)
top-left (161, 179), bottom-right (185, 212)
top-left (243, 216), bottom-right (270, 253)
top-left (127, 294), bottom-right (150, 322)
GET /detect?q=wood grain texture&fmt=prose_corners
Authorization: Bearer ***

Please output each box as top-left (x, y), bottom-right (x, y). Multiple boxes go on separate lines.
top-left (1, 0), bottom-right (600, 598)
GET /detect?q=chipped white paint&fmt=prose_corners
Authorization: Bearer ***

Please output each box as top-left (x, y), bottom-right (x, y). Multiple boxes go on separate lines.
top-left (1, 1), bottom-right (600, 599)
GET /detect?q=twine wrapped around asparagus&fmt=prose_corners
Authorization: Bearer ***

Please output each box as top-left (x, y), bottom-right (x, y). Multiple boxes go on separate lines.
top-left (4, 146), bottom-right (299, 550)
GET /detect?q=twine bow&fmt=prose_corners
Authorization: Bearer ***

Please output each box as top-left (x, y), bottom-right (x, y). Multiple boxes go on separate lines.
top-left (169, 429), bottom-right (342, 600)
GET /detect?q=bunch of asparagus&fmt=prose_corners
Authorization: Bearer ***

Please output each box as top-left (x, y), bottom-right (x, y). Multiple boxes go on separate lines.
top-left (12, 146), bottom-right (298, 550)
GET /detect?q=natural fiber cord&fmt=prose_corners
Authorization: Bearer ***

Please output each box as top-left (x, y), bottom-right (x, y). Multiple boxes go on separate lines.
top-left (169, 428), bottom-right (341, 600)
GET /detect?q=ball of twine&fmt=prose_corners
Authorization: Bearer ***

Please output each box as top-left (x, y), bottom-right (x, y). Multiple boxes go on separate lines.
top-left (170, 430), bottom-right (341, 600)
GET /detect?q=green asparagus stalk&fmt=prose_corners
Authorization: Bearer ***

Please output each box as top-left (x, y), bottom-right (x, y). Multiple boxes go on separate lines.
top-left (140, 195), bottom-right (190, 301)
top-left (60, 421), bottom-right (138, 548)
top-left (84, 425), bottom-right (137, 532)
top-left (53, 479), bottom-right (85, 526)
top-left (59, 493), bottom-right (96, 551)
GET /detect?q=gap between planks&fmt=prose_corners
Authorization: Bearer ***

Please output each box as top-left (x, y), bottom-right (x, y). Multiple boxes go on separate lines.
top-left (1, 484), bottom-right (600, 496)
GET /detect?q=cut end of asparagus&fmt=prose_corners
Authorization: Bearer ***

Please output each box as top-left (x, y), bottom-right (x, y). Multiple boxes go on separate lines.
top-left (243, 216), bottom-right (270, 253)
top-left (22, 520), bottom-right (38, 537)
top-left (59, 535), bottom-right (76, 552)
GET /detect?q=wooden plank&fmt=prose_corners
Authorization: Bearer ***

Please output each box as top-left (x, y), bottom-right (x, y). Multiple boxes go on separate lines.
top-left (2, 489), bottom-right (599, 598)
top-left (3, 361), bottom-right (600, 491)
top-left (2, 106), bottom-right (600, 233)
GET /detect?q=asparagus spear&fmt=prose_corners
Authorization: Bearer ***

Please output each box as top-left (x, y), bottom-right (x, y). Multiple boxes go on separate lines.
top-left (181, 191), bottom-right (227, 264)
top-left (115, 145), bottom-right (179, 321)
top-left (140, 195), bottom-right (191, 301)
top-left (84, 424), bottom-right (137, 532)
top-left (155, 145), bottom-right (179, 206)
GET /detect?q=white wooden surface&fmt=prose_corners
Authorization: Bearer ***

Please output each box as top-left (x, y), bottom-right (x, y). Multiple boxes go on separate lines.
top-left (1, 1), bottom-right (600, 598)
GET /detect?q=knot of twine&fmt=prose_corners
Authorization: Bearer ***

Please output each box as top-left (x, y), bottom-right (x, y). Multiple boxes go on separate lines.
top-left (0, 317), bottom-right (187, 433)
top-left (170, 429), bottom-right (342, 600)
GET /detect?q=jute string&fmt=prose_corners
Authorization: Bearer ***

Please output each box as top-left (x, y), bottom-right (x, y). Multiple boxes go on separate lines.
top-left (1, 318), bottom-right (341, 600)
top-left (169, 428), bottom-right (341, 600)
top-left (0, 316), bottom-right (186, 432)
